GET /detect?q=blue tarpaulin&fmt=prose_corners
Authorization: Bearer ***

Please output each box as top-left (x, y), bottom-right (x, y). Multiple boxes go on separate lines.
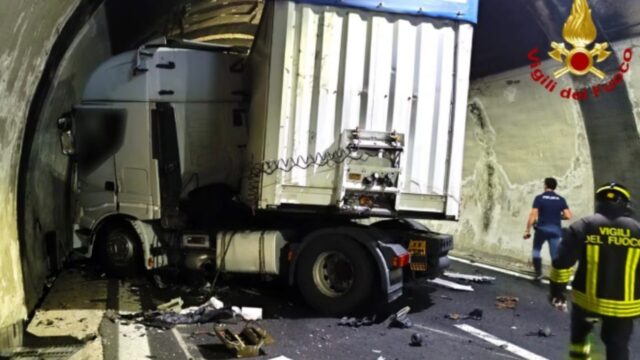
top-left (293, 0), bottom-right (479, 24)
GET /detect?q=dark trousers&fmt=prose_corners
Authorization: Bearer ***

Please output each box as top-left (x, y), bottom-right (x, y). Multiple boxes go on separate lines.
top-left (570, 304), bottom-right (634, 359)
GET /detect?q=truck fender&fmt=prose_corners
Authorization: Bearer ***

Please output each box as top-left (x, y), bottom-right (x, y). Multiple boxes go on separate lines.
top-left (288, 226), bottom-right (401, 298)
top-left (125, 219), bottom-right (168, 270)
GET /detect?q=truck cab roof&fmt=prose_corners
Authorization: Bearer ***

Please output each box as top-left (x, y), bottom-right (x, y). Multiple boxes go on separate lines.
top-left (82, 40), bottom-right (245, 103)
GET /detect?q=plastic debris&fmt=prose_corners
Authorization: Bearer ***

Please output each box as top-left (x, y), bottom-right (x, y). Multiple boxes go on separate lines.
top-left (428, 278), bottom-right (474, 292)
top-left (157, 297), bottom-right (183, 312)
top-left (445, 309), bottom-right (483, 321)
top-left (495, 296), bottom-right (519, 310)
top-left (214, 324), bottom-right (274, 358)
top-left (410, 333), bottom-right (423, 347)
top-left (232, 306), bottom-right (263, 321)
top-left (338, 315), bottom-right (376, 328)
top-left (388, 306), bottom-right (412, 329)
top-left (444, 271), bottom-right (496, 283)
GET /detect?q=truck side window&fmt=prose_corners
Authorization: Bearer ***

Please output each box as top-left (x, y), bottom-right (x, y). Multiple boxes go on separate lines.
top-left (75, 109), bottom-right (126, 174)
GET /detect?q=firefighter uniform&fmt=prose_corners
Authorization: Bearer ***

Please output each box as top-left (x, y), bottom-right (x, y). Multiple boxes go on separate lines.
top-left (550, 183), bottom-right (639, 360)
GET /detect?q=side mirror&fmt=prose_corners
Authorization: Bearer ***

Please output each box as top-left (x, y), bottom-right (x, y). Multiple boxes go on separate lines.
top-left (57, 114), bottom-right (75, 156)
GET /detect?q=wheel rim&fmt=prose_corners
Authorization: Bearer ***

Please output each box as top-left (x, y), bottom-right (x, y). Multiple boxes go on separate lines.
top-left (312, 251), bottom-right (355, 298)
top-left (106, 232), bottom-right (134, 266)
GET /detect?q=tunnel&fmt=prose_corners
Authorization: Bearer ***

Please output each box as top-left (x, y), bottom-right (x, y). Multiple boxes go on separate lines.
top-left (1, 0), bottom-right (640, 358)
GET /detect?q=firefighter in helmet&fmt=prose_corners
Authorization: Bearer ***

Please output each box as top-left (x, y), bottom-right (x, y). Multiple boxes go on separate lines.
top-left (550, 182), bottom-right (640, 360)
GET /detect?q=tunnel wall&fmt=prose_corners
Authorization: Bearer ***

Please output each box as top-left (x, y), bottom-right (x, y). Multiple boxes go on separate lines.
top-left (0, 0), bottom-right (81, 332)
top-left (21, 4), bottom-right (112, 312)
top-left (428, 42), bottom-right (640, 272)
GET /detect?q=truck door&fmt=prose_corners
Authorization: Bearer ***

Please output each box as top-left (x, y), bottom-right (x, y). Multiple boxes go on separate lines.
top-left (113, 103), bottom-right (156, 220)
top-left (74, 107), bottom-right (126, 226)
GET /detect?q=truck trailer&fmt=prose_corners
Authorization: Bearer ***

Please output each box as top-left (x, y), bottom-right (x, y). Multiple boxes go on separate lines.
top-left (57, 0), bottom-right (477, 314)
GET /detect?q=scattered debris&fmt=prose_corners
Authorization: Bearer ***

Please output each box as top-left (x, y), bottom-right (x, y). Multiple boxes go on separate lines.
top-left (468, 309), bottom-right (483, 320)
top-left (338, 315), bottom-right (376, 327)
top-left (445, 308), bottom-right (483, 321)
top-left (388, 306), bottom-right (412, 329)
top-left (428, 278), bottom-right (474, 292)
top-left (526, 327), bottom-right (553, 337)
top-left (495, 296), bottom-right (519, 310)
top-left (410, 333), bottom-right (423, 347)
top-left (214, 324), bottom-right (274, 358)
top-left (156, 297), bottom-right (183, 312)
top-left (372, 349), bottom-right (382, 353)
top-left (233, 306), bottom-right (263, 321)
top-left (444, 272), bottom-right (496, 283)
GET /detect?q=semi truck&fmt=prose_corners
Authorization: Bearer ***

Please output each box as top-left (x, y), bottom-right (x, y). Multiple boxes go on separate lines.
top-left (56, 0), bottom-right (477, 314)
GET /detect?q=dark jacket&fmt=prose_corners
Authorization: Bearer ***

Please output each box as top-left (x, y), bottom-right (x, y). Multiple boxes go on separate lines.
top-left (550, 209), bottom-right (640, 317)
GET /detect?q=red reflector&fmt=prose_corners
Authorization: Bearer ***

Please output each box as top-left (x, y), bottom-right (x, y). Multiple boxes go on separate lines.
top-left (148, 257), bottom-right (154, 268)
top-left (288, 250), bottom-right (294, 262)
top-left (392, 253), bottom-right (411, 268)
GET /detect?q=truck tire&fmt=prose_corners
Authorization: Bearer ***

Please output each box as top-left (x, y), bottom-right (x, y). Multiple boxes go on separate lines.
top-left (296, 236), bottom-right (375, 315)
top-left (97, 223), bottom-right (142, 278)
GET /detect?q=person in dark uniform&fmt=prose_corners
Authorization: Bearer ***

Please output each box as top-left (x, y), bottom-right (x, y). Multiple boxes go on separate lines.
top-left (524, 177), bottom-right (573, 280)
top-left (550, 182), bottom-right (640, 360)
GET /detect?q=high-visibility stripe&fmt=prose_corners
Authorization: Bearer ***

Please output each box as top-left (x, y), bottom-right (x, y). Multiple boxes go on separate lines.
top-left (570, 342), bottom-right (591, 355)
top-left (596, 185), bottom-right (631, 200)
top-left (586, 245), bottom-right (599, 298)
top-left (625, 248), bottom-right (640, 301)
top-left (573, 291), bottom-right (640, 317)
top-left (550, 267), bottom-right (573, 283)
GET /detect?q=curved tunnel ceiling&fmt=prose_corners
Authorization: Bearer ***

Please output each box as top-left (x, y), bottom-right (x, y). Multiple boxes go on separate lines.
top-left (471, 0), bottom-right (640, 78)
top-left (105, 0), bottom-right (640, 79)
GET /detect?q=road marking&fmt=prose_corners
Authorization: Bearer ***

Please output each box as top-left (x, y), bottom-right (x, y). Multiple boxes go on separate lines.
top-left (450, 256), bottom-right (575, 290)
top-left (117, 282), bottom-right (151, 360)
top-left (454, 324), bottom-right (549, 360)
top-left (172, 327), bottom-right (194, 360)
top-left (413, 324), bottom-right (471, 341)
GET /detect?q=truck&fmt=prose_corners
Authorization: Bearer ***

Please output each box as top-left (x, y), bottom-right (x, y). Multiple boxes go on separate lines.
top-left (56, 0), bottom-right (477, 315)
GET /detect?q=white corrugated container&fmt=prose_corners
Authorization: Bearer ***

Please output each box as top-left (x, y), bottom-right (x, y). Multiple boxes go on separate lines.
top-left (243, 1), bottom-right (474, 219)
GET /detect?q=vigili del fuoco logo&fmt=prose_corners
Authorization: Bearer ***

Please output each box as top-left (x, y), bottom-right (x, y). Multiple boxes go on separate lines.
top-left (527, 0), bottom-right (633, 101)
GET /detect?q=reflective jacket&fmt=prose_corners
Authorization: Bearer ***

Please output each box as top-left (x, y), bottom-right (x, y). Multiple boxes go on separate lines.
top-left (550, 212), bottom-right (640, 317)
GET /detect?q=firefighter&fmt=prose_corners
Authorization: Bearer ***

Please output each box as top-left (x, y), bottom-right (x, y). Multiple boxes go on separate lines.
top-left (550, 182), bottom-right (640, 360)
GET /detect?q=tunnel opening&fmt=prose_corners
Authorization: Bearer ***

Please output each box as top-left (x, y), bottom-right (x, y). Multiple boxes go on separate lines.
top-left (16, 0), bottom-right (262, 318)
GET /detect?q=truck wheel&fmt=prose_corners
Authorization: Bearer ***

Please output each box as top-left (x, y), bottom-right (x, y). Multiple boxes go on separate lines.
top-left (296, 236), bottom-right (375, 315)
top-left (97, 223), bottom-right (141, 277)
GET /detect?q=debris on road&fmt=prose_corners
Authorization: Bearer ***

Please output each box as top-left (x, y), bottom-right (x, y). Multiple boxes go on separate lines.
top-left (410, 333), bottom-right (423, 347)
top-left (495, 296), bottom-right (519, 309)
top-left (338, 315), bottom-right (376, 327)
top-left (468, 308), bottom-right (483, 320)
top-left (526, 327), bottom-right (553, 337)
top-left (444, 272), bottom-right (496, 283)
top-left (157, 297), bottom-right (184, 312)
top-left (388, 306), bottom-right (412, 329)
top-left (233, 306), bottom-right (263, 321)
top-left (268, 357), bottom-right (293, 360)
top-left (428, 278), bottom-right (474, 292)
top-left (214, 324), bottom-right (274, 358)
top-left (445, 308), bottom-right (483, 321)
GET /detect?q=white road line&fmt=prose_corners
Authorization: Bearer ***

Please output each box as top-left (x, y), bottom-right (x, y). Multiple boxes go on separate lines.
top-left (454, 324), bottom-right (549, 360)
top-left (449, 255), bottom-right (578, 289)
top-left (413, 324), bottom-right (471, 341)
top-left (117, 282), bottom-right (151, 360)
top-left (172, 327), bottom-right (194, 360)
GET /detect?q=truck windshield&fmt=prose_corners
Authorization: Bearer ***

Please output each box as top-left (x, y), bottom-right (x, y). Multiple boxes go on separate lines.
top-left (75, 108), bottom-right (126, 174)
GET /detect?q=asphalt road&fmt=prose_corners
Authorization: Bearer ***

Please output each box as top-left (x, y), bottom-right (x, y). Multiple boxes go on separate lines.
top-left (92, 260), bottom-right (640, 360)
top-left (19, 259), bottom-right (640, 360)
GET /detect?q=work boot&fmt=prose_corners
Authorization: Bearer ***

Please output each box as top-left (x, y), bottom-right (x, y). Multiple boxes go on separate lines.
top-left (533, 258), bottom-right (543, 280)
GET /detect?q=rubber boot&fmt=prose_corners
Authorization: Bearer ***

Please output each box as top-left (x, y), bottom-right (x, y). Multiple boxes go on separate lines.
top-left (533, 258), bottom-right (542, 279)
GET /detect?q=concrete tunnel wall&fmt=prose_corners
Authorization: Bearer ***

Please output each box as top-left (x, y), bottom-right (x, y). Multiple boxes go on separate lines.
top-left (0, 0), bottom-right (113, 342)
top-left (428, 40), bottom-right (640, 272)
